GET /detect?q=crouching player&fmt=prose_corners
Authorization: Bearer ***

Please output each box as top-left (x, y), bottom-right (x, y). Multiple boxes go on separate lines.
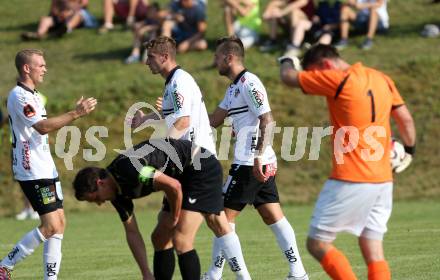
top-left (73, 138), bottom-right (251, 280)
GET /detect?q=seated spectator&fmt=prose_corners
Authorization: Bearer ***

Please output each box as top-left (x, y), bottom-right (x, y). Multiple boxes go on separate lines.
top-left (99, 0), bottom-right (150, 33)
top-left (125, 2), bottom-right (163, 64)
top-left (260, 0), bottom-right (315, 52)
top-left (223, 0), bottom-right (262, 49)
top-left (161, 0), bottom-right (208, 53)
top-left (334, 0), bottom-right (389, 50)
top-left (310, 0), bottom-right (342, 45)
top-left (21, 0), bottom-right (97, 40)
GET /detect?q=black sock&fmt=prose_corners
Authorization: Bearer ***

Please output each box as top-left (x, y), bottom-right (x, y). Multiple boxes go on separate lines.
top-left (154, 248), bottom-right (175, 280)
top-left (178, 249), bottom-right (200, 280)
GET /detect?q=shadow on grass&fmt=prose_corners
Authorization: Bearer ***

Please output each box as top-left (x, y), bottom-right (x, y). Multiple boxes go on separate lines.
top-left (73, 47), bottom-right (131, 61)
top-left (0, 22), bottom-right (37, 32)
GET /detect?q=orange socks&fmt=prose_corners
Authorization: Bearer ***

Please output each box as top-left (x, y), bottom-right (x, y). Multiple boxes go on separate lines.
top-left (320, 248), bottom-right (357, 280)
top-left (368, 260), bottom-right (391, 280)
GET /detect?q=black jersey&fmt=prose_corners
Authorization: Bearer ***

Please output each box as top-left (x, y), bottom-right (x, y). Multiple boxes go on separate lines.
top-left (107, 139), bottom-right (195, 221)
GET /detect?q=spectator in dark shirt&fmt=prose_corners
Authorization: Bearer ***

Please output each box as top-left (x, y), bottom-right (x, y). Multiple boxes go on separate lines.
top-left (161, 0), bottom-right (208, 53)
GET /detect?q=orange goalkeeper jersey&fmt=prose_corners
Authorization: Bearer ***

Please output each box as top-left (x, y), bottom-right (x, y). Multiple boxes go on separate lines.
top-left (298, 63), bottom-right (404, 183)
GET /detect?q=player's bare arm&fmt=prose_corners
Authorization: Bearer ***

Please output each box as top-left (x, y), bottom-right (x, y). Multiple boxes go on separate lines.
top-left (168, 116), bottom-right (190, 139)
top-left (130, 110), bottom-right (163, 129)
top-left (123, 214), bottom-right (155, 280)
top-left (391, 105), bottom-right (416, 148)
top-left (153, 171), bottom-right (183, 228)
top-left (253, 111), bottom-right (275, 182)
top-left (32, 96), bottom-right (97, 134)
top-left (279, 60), bottom-right (301, 88)
top-left (209, 107), bottom-right (228, 128)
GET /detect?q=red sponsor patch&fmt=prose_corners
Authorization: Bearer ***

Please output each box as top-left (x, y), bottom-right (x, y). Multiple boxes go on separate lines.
top-left (23, 104), bottom-right (36, 118)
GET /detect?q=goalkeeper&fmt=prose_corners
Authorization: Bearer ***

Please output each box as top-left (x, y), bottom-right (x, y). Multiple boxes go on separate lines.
top-left (278, 44), bottom-right (416, 280)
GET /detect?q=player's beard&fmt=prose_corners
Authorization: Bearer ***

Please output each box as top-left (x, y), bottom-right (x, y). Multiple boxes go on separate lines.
top-left (218, 66), bottom-right (230, 77)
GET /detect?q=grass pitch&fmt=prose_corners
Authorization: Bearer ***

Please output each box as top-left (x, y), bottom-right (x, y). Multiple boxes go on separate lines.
top-left (1, 200), bottom-right (439, 279)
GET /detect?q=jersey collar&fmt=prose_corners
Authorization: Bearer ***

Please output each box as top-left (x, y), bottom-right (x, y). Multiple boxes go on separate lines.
top-left (17, 82), bottom-right (37, 95)
top-left (165, 66), bottom-right (181, 85)
top-left (232, 69), bottom-right (247, 85)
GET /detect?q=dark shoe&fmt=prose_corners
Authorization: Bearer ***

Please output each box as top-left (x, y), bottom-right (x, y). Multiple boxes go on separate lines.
top-left (259, 40), bottom-right (277, 52)
top-left (334, 39), bottom-right (348, 50)
top-left (360, 38), bottom-right (373, 50)
top-left (21, 32), bottom-right (44, 41)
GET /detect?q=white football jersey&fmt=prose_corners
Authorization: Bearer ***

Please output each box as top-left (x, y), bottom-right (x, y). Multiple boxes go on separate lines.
top-left (219, 70), bottom-right (276, 166)
top-left (7, 83), bottom-right (58, 181)
top-left (162, 67), bottom-right (216, 155)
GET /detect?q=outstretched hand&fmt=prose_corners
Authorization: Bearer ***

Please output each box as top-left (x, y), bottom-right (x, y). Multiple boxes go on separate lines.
top-left (75, 96), bottom-right (97, 117)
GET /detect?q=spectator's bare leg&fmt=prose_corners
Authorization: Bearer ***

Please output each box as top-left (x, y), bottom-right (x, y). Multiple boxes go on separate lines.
top-left (161, 20), bottom-right (174, 37)
top-left (366, 8), bottom-right (379, 39)
top-left (339, 5), bottom-right (356, 40)
top-left (66, 12), bottom-right (84, 32)
top-left (319, 33), bottom-right (332, 45)
top-left (224, 4), bottom-right (234, 36)
top-left (127, 0), bottom-right (140, 26)
top-left (291, 18), bottom-right (312, 48)
top-left (37, 16), bottom-right (55, 36)
top-left (177, 39), bottom-right (207, 53)
top-left (102, 0), bottom-right (115, 27)
top-left (269, 18), bottom-right (278, 40)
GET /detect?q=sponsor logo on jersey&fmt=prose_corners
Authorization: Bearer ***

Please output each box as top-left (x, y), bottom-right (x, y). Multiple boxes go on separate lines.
top-left (284, 247), bottom-right (298, 263)
top-left (46, 262), bottom-right (57, 277)
top-left (8, 247), bottom-right (19, 261)
top-left (172, 90), bottom-right (184, 111)
top-left (188, 197), bottom-right (197, 204)
top-left (22, 140), bottom-right (31, 170)
top-left (228, 257), bottom-right (241, 272)
top-left (240, 76), bottom-right (246, 83)
top-left (234, 88), bottom-right (240, 97)
top-left (249, 88), bottom-right (264, 108)
top-left (23, 104), bottom-right (36, 118)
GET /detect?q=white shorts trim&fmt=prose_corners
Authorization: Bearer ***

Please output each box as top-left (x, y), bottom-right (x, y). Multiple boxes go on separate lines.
top-left (309, 179), bottom-right (392, 240)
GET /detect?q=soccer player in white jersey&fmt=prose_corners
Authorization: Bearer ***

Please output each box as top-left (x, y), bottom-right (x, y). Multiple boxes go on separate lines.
top-left (203, 36), bottom-right (309, 280)
top-left (130, 36), bottom-right (251, 280)
top-left (0, 49), bottom-right (97, 280)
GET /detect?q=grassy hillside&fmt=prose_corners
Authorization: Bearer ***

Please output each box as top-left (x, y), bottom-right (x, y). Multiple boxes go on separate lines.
top-left (1, 0), bottom-right (440, 215)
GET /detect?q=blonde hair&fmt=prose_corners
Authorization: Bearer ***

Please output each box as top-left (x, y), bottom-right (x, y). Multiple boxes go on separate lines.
top-left (15, 49), bottom-right (44, 73)
top-left (144, 36), bottom-right (177, 59)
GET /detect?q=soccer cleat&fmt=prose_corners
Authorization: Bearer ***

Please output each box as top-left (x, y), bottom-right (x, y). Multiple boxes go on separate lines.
top-left (0, 266), bottom-right (12, 280)
top-left (285, 274), bottom-right (309, 280)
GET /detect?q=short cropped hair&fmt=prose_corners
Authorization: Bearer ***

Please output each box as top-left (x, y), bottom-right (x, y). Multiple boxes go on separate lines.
top-left (144, 36), bottom-right (177, 59)
top-left (15, 49), bottom-right (44, 73)
top-left (301, 44), bottom-right (340, 70)
top-left (216, 36), bottom-right (245, 59)
top-left (73, 167), bottom-right (108, 201)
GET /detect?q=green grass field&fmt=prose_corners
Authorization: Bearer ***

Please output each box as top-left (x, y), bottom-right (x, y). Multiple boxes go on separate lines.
top-left (1, 201), bottom-right (439, 279)
top-left (1, 0), bottom-right (440, 279)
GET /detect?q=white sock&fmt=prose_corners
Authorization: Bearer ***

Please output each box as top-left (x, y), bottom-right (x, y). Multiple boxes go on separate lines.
top-left (43, 234), bottom-right (63, 280)
top-left (0, 228), bottom-right (45, 270)
top-left (218, 231), bottom-right (251, 280)
top-left (269, 217), bottom-right (306, 277)
top-left (207, 223), bottom-right (235, 280)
